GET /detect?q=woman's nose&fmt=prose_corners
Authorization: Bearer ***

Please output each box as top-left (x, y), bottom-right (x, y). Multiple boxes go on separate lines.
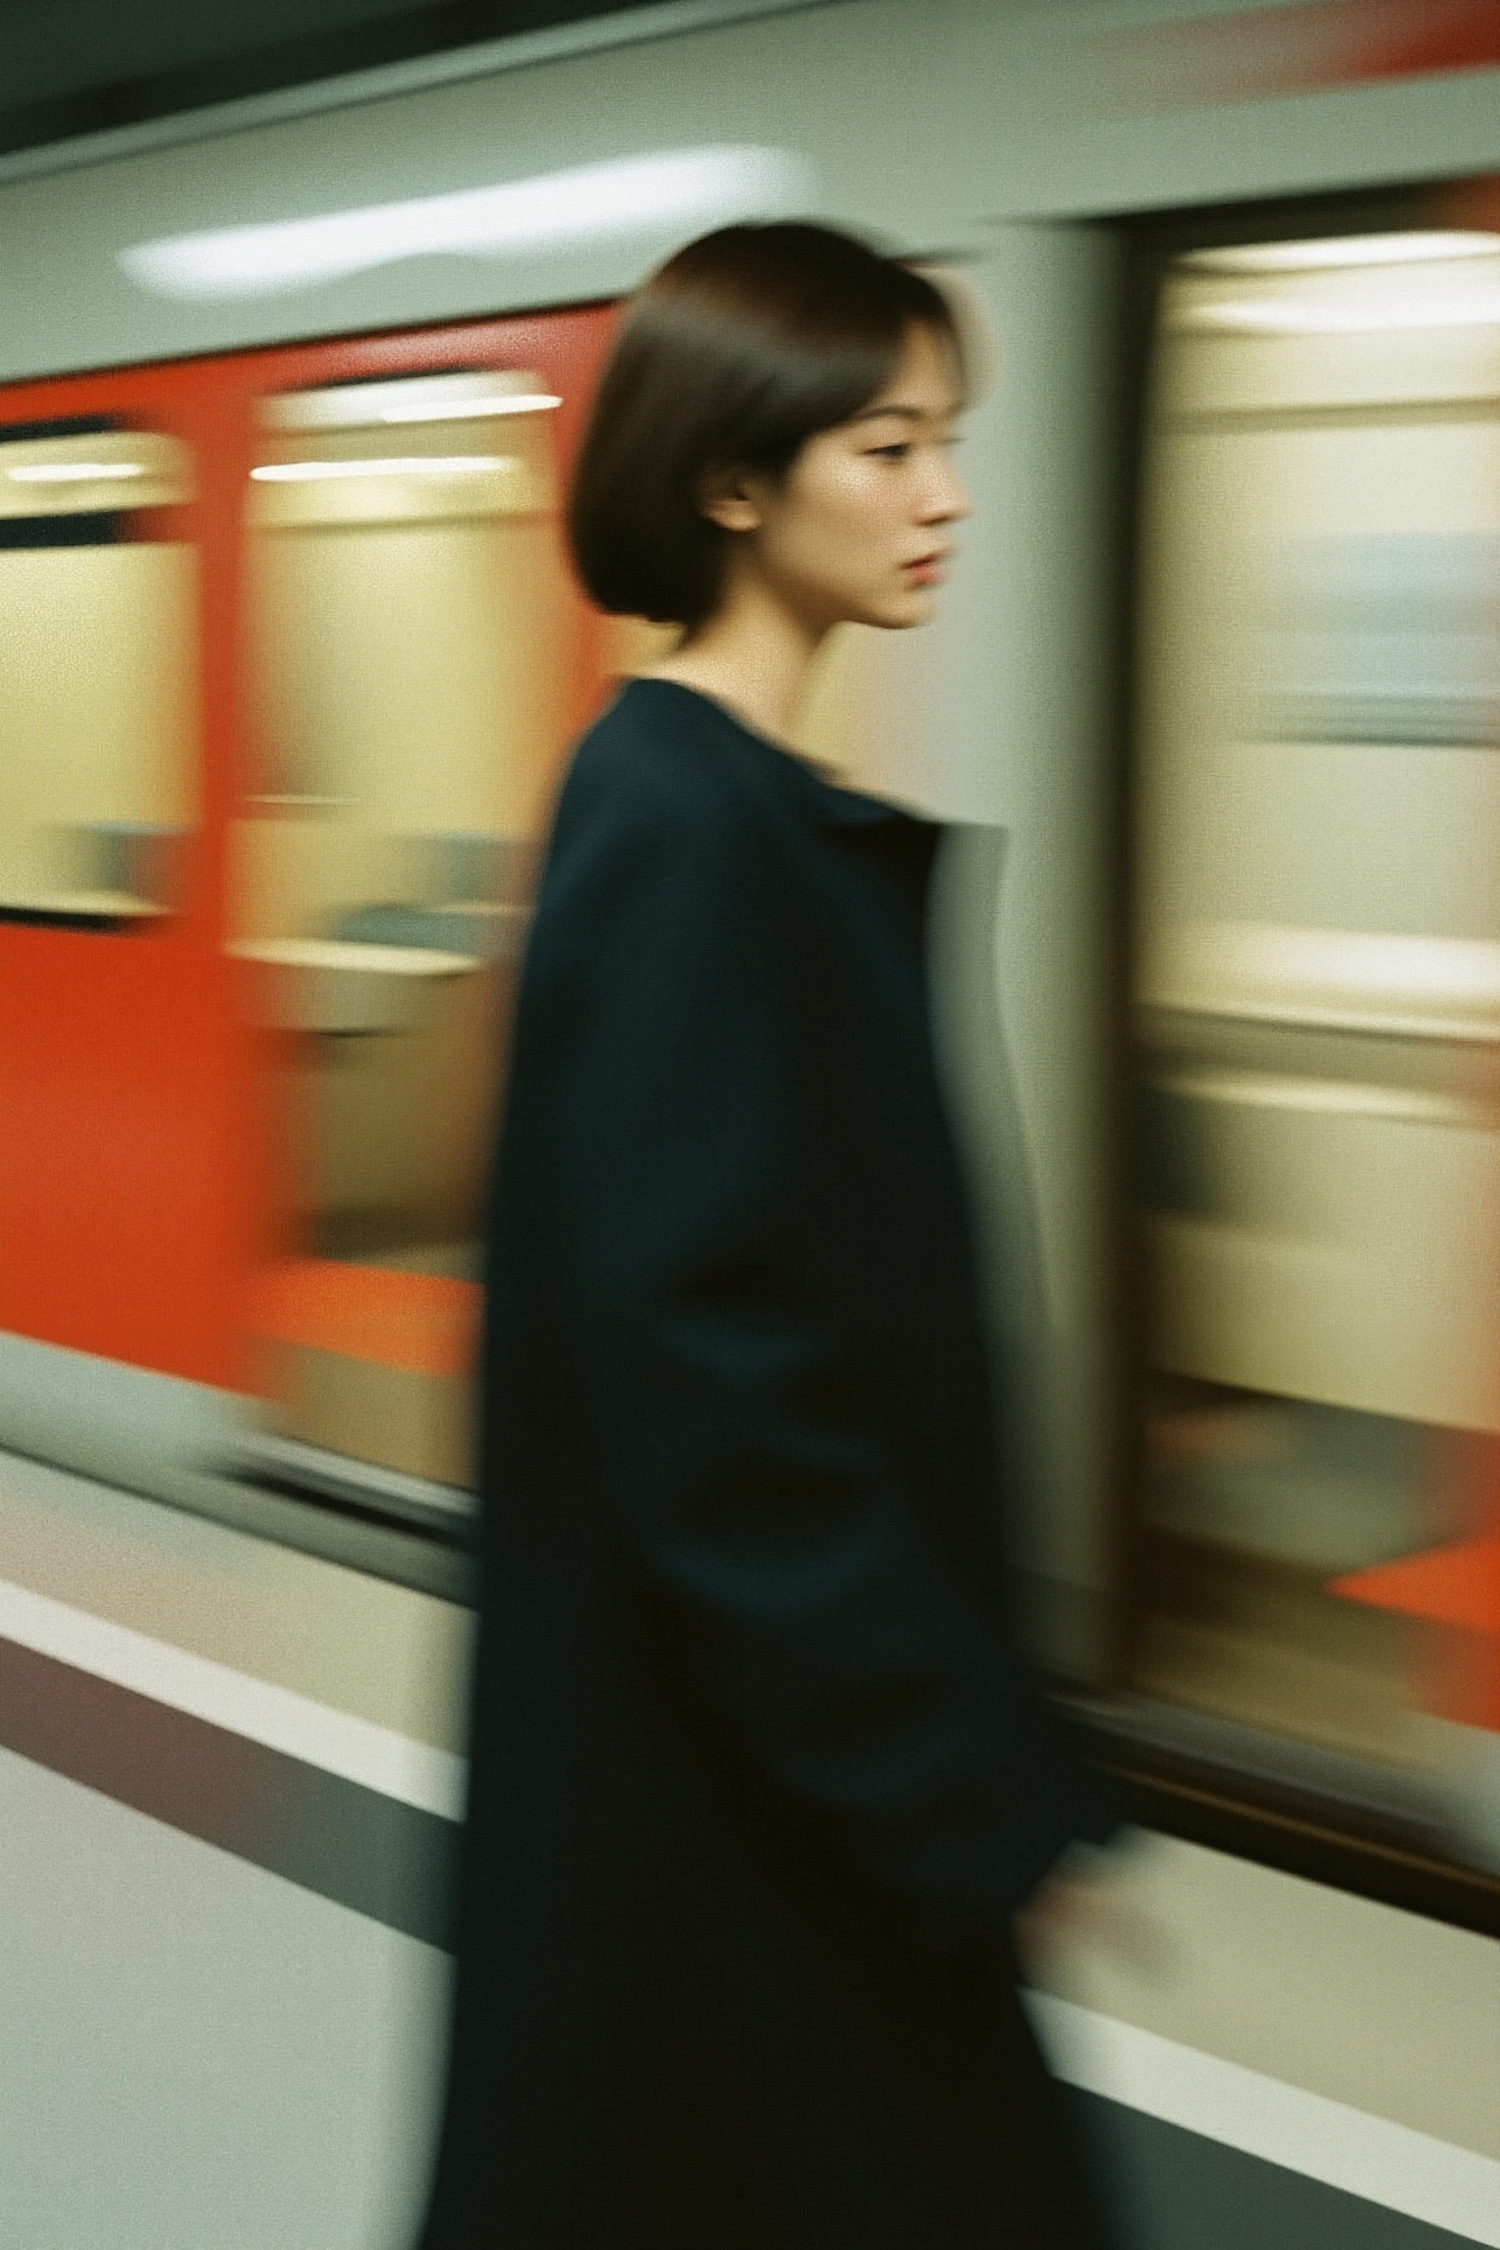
top-left (920, 453), bottom-right (971, 524)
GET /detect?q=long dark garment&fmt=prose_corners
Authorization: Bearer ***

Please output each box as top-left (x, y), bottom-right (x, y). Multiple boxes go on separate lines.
top-left (419, 678), bottom-right (1118, 2249)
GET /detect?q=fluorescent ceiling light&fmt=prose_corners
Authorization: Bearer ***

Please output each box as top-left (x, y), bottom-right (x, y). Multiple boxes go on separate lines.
top-left (250, 455), bottom-right (514, 481)
top-left (1186, 232), bottom-right (1500, 274)
top-left (9, 460), bottom-right (147, 482)
top-left (379, 392), bottom-right (561, 422)
top-left (120, 146), bottom-right (816, 303)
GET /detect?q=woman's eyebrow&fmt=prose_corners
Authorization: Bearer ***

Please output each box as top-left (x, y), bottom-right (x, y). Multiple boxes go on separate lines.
top-left (849, 400), bottom-right (963, 425)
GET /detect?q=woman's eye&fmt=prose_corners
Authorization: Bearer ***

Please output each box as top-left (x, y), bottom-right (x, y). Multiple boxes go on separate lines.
top-left (869, 443), bottom-right (910, 461)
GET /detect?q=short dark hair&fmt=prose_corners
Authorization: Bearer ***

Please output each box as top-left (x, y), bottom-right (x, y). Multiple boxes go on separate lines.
top-left (567, 222), bottom-right (964, 632)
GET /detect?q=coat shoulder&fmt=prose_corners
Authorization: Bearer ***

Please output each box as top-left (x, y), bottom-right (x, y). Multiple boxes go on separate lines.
top-left (523, 684), bottom-right (792, 1005)
top-left (557, 681), bottom-right (773, 859)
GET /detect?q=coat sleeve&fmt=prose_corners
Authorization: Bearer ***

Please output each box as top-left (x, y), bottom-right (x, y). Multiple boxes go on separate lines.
top-left (498, 750), bottom-right (1117, 1943)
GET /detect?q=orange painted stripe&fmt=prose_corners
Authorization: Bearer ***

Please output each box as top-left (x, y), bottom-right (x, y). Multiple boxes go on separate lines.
top-left (1333, 1533), bottom-right (1500, 1729)
top-left (1332, 1533), bottom-right (1500, 1636)
top-left (250, 1258), bottom-right (481, 1380)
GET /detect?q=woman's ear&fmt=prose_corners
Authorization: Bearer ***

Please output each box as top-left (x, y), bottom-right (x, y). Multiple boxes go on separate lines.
top-left (697, 464), bottom-right (763, 535)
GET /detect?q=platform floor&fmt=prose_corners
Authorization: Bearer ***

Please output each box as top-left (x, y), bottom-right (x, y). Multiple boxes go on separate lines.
top-left (1, 1443), bottom-right (1497, 2248)
top-left (0, 1739), bottom-right (1490, 2250)
top-left (0, 1743), bottom-right (450, 2250)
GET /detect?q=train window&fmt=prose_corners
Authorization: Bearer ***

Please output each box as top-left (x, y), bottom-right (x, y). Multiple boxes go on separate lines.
top-left (0, 418), bottom-right (196, 924)
top-left (235, 368), bottom-right (580, 1491)
top-left (1133, 227), bottom-right (1500, 1864)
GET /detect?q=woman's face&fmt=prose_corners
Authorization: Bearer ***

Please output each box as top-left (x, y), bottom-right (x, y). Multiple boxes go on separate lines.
top-left (724, 321), bottom-right (971, 636)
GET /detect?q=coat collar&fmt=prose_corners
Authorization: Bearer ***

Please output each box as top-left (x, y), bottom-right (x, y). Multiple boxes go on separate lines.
top-left (622, 677), bottom-right (915, 831)
top-left (797, 762), bottom-right (910, 829)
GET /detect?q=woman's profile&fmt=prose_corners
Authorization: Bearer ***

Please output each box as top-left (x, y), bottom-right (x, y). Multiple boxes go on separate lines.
top-left (419, 220), bottom-right (1121, 2250)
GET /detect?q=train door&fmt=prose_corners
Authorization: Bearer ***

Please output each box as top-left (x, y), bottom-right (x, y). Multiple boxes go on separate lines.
top-left (0, 386), bottom-right (239, 1391)
top-left (1132, 213), bottom-right (1500, 1869)
top-left (232, 312), bottom-right (615, 1507)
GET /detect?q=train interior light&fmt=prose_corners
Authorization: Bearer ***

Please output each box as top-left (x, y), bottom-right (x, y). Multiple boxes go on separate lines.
top-left (259, 368), bottom-right (563, 431)
top-left (0, 428), bottom-right (191, 517)
top-left (1184, 232), bottom-right (1500, 273)
top-left (379, 391), bottom-right (562, 422)
top-left (249, 456), bottom-right (520, 481)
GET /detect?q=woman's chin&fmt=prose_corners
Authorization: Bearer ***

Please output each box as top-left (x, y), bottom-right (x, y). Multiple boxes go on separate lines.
top-left (851, 589), bottom-right (938, 631)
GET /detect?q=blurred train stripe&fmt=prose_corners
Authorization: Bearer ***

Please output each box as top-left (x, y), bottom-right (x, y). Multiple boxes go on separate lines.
top-left (1030, 1993), bottom-right (1500, 2248)
top-left (0, 1575), bottom-right (465, 1815)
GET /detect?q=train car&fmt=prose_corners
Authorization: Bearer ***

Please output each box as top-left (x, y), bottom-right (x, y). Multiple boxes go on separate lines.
top-left (0, 2), bottom-right (1498, 2245)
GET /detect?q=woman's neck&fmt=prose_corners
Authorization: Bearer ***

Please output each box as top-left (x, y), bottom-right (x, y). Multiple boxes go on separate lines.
top-left (645, 576), bottom-right (825, 748)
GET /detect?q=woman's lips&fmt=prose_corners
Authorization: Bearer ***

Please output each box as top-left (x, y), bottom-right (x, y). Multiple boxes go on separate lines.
top-left (904, 553), bottom-right (948, 585)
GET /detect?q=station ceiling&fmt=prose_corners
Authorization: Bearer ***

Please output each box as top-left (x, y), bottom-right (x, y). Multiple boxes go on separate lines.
top-left (0, 0), bottom-right (694, 159)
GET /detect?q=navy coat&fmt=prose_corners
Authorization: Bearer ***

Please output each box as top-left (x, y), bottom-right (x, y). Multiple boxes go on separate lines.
top-left (419, 678), bottom-right (1117, 2250)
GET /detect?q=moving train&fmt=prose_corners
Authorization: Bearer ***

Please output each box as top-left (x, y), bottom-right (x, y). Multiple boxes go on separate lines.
top-left (0, 2), bottom-right (1498, 2245)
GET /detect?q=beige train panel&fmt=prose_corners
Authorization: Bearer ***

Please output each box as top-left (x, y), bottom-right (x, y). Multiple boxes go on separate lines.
top-left (250, 400), bottom-right (556, 530)
top-left (303, 1016), bottom-right (418, 1223)
top-left (271, 1343), bottom-right (476, 1493)
top-left (1137, 266), bottom-right (1500, 1439)
top-left (1138, 739), bottom-right (1500, 962)
top-left (1137, 419), bottom-right (1500, 953)
top-left (300, 957), bottom-right (511, 1244)
top-left (250, 453), bottom-right (552, 529)
top-left (0, 542), bottom-right (198, 905)
top-left (248, 514), bottom-right (569, 838)
top-left (1143, 921), bottom-right (1500, 1039)
top-left (1152, 416), bottom-right (1500, 551)
top-left (251, 398), bottom-right (558, 511)
top-left (232, 939), bottom-right (482, 1035)
top-left (1158, 254), bottom-right (1500, 419)
top-left (1149, 1092), bottom-right (1500, 1430)
top-left (229, 819), bottom-right (423, 943)
top-left (259, 368), bottom-right (557, 433)
top-left (1131, 1546), bottom-right (1413, 1767)
top-left (1157, 320), bottom-right (1500, 421)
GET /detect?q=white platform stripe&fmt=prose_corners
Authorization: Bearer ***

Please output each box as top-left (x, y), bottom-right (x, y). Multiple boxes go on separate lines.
top-left (1029, 1993), bottom-right (1500, 2248)
top-left (0, 1577), bottom-right (467, 1821)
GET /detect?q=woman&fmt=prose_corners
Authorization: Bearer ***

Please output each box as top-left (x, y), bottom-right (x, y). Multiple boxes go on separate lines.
top-left (419, 221), bottom-right (1120, 2250)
